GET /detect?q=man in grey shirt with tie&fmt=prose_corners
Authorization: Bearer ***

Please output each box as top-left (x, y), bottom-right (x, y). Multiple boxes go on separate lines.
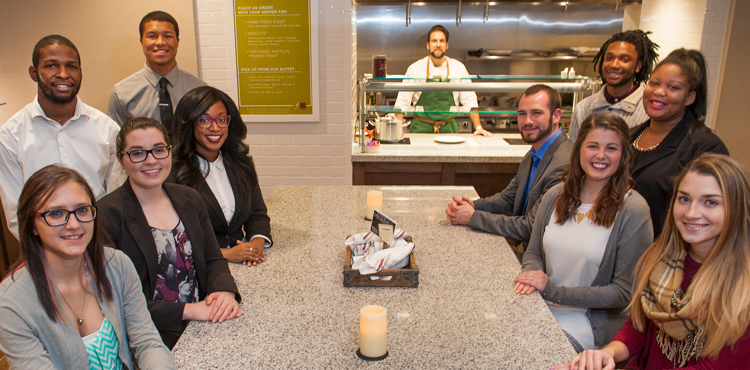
top-left (107, 10), bottom-right (205, 134)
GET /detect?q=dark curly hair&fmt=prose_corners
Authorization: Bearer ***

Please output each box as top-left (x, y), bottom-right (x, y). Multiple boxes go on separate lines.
top-left (593, 30), bottom-right (659, 85)
top-left (171, 86), bottom-right (258, 204)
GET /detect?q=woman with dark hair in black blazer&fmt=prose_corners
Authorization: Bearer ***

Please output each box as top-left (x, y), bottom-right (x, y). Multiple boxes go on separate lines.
top-left (630, 48), bottom-right (728, 236)
top-left (99, 117), bottom-right (242, 349)
top-left (172, 86), bottom-right (272, 266)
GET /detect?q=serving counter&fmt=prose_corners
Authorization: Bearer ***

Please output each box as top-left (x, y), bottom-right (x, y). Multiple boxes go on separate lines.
top-left (172, 185), bottom-right (576, 369)
top-left (352, 133), bottom-right (530, 197)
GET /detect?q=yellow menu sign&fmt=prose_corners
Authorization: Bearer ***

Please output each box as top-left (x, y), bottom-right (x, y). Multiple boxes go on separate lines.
top-left (234, 0), bottom-right (314, 117)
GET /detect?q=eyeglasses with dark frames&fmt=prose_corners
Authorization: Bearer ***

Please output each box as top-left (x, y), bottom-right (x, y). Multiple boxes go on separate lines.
top-left (36, 205), bottom-right (97, 227)
top-left (119, 145), bottom-right (171, 163)
top-left (197, 115), bottom-right (231, 128)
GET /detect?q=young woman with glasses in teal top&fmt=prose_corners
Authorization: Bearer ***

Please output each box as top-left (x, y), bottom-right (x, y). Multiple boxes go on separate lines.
top-left (0, 165), bottom-right (175, 369)
top-left (99, 117), bottom-right (242, 349)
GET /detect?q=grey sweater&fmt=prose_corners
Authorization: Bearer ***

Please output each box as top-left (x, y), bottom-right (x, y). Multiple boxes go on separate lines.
top-left (568, 84), bottom-right (649, 142)
top-left (522, 183), bottom-right (653, 347)
top-left (0, 248), bottom-right (175, 369)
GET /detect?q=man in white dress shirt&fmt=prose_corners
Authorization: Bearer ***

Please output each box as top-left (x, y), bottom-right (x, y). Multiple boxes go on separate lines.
top-left (394, 25), bottom-right (491, 136)
top-left (0, 35), bottom-right (121, 239)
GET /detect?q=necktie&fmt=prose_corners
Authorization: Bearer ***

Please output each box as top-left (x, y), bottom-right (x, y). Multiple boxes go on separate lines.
top-left (159, 77), bottom-right (173, 135)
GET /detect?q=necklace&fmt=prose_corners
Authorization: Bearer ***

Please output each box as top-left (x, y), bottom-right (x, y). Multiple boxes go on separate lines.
top-left (50, 261), bottom-right (90, 326)
top-left (632, 126), bottom-right (660, 152)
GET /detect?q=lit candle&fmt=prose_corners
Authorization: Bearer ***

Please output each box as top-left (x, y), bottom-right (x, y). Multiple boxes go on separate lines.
top-left (365, 191), bottom-right (383, 220)
top-left (359, 305), bottom-right (387, 359)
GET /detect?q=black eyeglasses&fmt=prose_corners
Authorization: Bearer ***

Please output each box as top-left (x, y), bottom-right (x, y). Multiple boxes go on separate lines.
top-left (36, 205), bottom-right (97, 227)
top-left (120, 145), bottom-right (171, 163)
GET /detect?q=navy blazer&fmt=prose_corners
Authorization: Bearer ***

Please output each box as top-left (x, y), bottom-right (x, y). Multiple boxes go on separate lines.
top-left (630, 111), bottom-right (729, 236)
top-left (191, 165), bottom-right (272, 249)
top-left (98, 181), bottom-right (240, 342)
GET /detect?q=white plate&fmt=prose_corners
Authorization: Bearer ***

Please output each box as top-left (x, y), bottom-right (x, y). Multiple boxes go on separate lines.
top-left (434, 136), bottom-right (466, 144)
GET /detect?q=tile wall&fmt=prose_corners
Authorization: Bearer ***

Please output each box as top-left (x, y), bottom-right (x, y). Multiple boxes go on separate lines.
top-left (701, 0), bottom-right (731, 129)
top-left (639, 0), bottom-right (731, 128)
top-left (194, 0), bottom-right (356, 197)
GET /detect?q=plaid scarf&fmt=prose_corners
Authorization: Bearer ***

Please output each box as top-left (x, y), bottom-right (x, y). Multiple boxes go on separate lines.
top-left (639, 250), bottom-right (705, 367)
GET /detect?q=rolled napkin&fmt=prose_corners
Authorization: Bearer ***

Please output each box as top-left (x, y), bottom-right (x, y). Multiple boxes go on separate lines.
top-left (345, 232), bottom-right (379, 256)
top-left (346, 229), bottom-right (408, 256)
top-left (351, 237), bottom-right (415, 275)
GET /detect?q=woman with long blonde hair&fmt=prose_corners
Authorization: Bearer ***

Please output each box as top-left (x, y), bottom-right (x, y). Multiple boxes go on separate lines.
top-left (558, 153), bottom-right (750, 369)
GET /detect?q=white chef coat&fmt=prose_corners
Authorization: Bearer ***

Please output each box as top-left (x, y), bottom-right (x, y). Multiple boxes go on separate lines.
top-left (394, 56), bottom-right (479, 112)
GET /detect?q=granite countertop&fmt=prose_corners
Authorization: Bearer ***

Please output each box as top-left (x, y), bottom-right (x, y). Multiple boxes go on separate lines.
top-left (352, 133), bottom-right (530, 163)
top-left (172, 186), bottom-right (576, 369)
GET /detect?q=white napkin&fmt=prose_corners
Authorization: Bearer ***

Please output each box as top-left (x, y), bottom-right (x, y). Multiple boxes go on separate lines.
top-left (351, 238), bottom-right (415, 275)
top-left (345, 232), bottom-right (379, 256)
top-left (346, 229), bottom-right (408, 256)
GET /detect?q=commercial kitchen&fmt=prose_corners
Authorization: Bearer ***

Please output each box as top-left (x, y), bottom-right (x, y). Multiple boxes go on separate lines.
top-left (0, 0), bottom-right (748, 368)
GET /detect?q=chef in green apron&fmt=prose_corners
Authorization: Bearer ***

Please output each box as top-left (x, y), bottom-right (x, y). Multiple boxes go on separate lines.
top-left (394, 25), bottom-right (491, 136)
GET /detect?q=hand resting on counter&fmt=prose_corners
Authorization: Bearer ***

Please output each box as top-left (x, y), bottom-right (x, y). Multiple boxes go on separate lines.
top-left (513, 270), bottom-right (548, 295)
top-left (222, 237), bottom-right (267, 266)
top-left (552, 342), bottom-right (629, 370)
top-left (446, 195), bottom-right (475, 225)
top-left (474, 128), bottom-right (493, 137)
top-left (183, 291), bottom-right (243, 323)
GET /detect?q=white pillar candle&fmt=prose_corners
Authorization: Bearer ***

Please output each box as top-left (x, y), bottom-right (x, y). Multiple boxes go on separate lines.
top-left (365, 191), bottom-right (383, 220)
top-left (359, 305), bottom-right (387, 358)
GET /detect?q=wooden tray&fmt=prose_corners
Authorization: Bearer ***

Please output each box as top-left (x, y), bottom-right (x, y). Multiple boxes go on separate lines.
top-left (343, 244), bottom-right (419, 288)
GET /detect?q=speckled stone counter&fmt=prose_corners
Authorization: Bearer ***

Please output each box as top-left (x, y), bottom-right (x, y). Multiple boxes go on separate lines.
top-left (172, 186), bottom-right (576, 369)
top-left (352, 133), bottom-right (530, 163)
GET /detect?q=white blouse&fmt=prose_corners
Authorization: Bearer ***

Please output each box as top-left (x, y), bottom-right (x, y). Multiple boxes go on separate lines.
top-left (199, 152), bottom-right (235, 224)
top-left (198, 152), bottom-right (270, 246)
top-left (543, 203), bottom-right (614, 351)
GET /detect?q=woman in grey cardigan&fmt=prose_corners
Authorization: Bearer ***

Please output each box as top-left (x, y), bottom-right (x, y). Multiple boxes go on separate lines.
top-left (514, 113), bottom-right (653, 352)
top-left (0, 165), bottom-right (174, 369)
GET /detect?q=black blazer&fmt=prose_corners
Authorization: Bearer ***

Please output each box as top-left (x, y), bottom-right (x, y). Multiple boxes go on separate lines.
top-left (98, 181), bottom-right (240, 341)
top-left (630, 111), bottom-right (729, 236)
top-left (191, 164), bottom-right (272, 249)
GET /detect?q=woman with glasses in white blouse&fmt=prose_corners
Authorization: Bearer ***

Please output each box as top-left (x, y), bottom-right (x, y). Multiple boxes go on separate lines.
top-left (171, 86), bottom-right (272, 267)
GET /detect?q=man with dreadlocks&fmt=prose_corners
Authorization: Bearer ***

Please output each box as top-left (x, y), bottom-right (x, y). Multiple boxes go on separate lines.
top-left (569, 30), bottom-right (659, 142)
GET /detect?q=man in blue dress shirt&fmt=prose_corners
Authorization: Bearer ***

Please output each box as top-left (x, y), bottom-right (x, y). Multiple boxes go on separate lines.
top-left (446, 84), bottom-right (574, 258)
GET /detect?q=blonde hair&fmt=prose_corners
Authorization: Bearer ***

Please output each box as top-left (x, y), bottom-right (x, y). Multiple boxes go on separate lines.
top-left (629, 153), bottom-right (750, 357)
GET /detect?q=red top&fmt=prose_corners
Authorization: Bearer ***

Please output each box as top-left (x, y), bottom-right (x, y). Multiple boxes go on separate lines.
top-left (612, 254), bottom-right (750, 369)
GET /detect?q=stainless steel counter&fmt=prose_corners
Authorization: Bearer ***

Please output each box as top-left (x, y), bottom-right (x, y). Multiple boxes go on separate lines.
top-left (172, 185), bottom-right (576, 369)
top-left (352, 133), bottom-right (530, 163)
